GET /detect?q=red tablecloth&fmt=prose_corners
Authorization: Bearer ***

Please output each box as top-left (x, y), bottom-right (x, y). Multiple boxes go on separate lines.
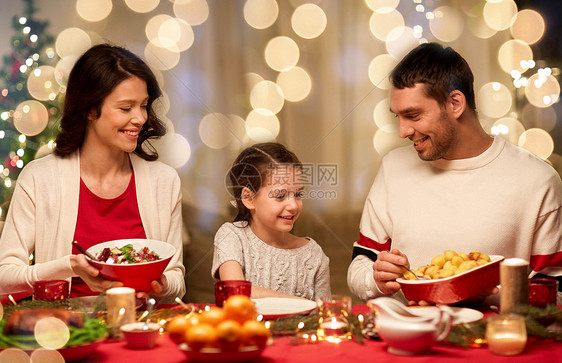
top-left (83, 304), bottom-right (562, 363)
top-left (86, 331), bottom-right (562, 363)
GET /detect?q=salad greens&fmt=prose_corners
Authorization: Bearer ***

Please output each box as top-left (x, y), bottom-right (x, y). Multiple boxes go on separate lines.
top-left (96, 244), bottom-right (160, 264)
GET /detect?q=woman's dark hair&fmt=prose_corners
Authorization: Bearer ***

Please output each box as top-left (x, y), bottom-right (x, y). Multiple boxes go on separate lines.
top-left (227, 142), bottom-right (302, 223)
top-left (54, 43), bottom-right (165, 160)
top-left (390, 42), bottom-right (477, 114)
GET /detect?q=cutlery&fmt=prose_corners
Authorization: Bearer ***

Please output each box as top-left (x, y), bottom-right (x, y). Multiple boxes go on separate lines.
top-left (72, 240), bottom-right (98, 261)
top-left (401, 265), bottom-right (430, 280)
top-left (143, 298), bottom-right (156, 330)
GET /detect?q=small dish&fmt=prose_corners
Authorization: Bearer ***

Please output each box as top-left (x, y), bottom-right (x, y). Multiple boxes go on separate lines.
top-left (369, 298), bottom-right (454, 355)
top-left (120, 322), bottom-right (160, 349)
top-left (408, 306), bottom-right (484, 325)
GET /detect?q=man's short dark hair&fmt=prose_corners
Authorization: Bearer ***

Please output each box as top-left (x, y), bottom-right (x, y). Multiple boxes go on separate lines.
top-left (390, 43), bottom-right (476, 113)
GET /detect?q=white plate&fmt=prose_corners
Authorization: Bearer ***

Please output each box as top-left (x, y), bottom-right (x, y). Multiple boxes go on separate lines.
top-left (408, 306), bottom-right (484, 325)
top-left (252, 297), bottom-right (317, 320)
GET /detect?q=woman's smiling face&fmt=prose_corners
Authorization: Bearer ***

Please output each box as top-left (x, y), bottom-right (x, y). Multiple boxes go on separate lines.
top-left (85, 76), bottom-right (149, 154)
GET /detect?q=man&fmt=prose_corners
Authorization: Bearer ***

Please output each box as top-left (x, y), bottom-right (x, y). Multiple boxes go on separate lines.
top-left (347, 43), bottom-right (562, 303)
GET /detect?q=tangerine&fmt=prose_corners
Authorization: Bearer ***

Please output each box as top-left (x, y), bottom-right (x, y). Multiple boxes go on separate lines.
top-left (198, 306), bottom-right (226, 327)
top-left (185, 323), bottom-right (217, 351)
top-left (241, 320), bottom-right (270, 348)
top-left (223, 295), bottom-right (256, 324)
top-left (215, 319), bottom-right (242, 350)
top-left (167, 316), bottom-right (191, 344)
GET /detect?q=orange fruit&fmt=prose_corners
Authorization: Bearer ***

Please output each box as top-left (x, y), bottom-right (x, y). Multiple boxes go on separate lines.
top-left (185, 323), bottom-right (217, 351)
top-left (223, 295), bottom-right (256, 324)
top-left (241, 320), bottom-right (270, 348)
top-left (198, 307), bottom-right (226, 327)
top-left (167, 315), bottom-right (199, 344)
top-left (215, 319), bottom-right (242, 350)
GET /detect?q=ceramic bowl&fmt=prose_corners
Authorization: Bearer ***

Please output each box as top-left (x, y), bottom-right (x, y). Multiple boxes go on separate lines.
top-left (121, 322), bottom-right (160, 349)
top-left (397, 255), bottom-right (504, 304)
top-left (86, 239), bottom-right (175, 292)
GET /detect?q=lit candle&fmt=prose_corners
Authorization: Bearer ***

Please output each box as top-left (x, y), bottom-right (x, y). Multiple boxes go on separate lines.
top-left (106, 287), bottom-right (136, 339)
top-left (318, 317), bottom-right (349, 337)
top-left (486, 314), bottom-right (527, 355)
top-left (316, 295), bottom-right (352, 341)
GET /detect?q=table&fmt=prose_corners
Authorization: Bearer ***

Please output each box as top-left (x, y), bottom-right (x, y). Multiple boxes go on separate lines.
top-left (84, 330), bottom-right (562, 363)
top-left (83, 305), bottom-right (562, 363)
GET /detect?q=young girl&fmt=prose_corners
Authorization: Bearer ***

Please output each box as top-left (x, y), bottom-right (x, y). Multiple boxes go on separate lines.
top-left (211, 143), bottom-right (331, 300)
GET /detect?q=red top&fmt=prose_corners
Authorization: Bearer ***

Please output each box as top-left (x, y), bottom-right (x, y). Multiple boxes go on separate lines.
top-left (71, 172), bottom-right (146, 297)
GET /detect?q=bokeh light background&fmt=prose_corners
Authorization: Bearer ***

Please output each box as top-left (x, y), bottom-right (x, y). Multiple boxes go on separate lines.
top-left (0, 0), bottom-right (561, 302)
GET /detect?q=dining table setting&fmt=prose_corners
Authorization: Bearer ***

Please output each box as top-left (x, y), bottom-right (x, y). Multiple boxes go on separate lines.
top-left (1, 248), bottom-right (561, 362)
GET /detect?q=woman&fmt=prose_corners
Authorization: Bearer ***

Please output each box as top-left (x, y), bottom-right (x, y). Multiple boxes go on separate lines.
top-left (0, 44), bottom-right (185, 302)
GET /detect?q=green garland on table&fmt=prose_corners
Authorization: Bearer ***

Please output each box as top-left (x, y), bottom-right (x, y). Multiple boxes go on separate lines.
top-left (267, 311), bottom-right (365, 344)
top-left (446, 304), bottom-right (562, 347)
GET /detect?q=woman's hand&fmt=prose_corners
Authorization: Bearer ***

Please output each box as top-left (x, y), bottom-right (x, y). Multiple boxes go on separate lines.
top-left (70, 254), bottom-right (123, 291)
top-left (372, 249), bottom-right (409, 295)
top-left (136, 275), bottom-right (167, 299)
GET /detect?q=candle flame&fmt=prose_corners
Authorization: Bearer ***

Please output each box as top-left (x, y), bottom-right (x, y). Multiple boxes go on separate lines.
top-left (8, 295), bottom-right (16, 305)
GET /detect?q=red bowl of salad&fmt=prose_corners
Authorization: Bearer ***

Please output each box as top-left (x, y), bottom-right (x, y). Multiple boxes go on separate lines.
top-left (86, 239), bottom-right (176, 292)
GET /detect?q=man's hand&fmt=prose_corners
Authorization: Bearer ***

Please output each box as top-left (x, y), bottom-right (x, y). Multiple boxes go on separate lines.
top-left (372, 249), bottom-right (410, 295)
top-left (70, 254), bottom-right (123, 291)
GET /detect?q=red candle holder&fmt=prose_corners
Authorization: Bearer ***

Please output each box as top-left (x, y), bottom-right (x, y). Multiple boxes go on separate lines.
top-left (33, 280), bottom-right (70, 301)
top-left (528, 278), bottom-right (558, 307)
top-left (214, 280), bottom-right (251, 307)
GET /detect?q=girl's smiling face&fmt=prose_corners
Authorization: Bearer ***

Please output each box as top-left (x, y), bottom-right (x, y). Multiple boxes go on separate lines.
top-left (244, 165), bottom-right (304, 241)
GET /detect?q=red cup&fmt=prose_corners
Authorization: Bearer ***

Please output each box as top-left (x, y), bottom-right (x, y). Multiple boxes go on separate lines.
top-left (528, 278), bottom-right (558, 307)
top-left (214, 280), bottom-right (251, 307)
top-left (33, 280), bottom-right (70, 301)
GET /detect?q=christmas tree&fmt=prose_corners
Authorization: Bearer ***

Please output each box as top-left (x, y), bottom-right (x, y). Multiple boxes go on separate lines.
top-left (0, 0), bottom-right (61, 219)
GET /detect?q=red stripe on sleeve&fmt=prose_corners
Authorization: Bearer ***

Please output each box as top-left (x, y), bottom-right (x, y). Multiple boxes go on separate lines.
top-left (358, 233), bottom-right (391, 251)
top-left (530, 251), bottom-right (562, 272)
